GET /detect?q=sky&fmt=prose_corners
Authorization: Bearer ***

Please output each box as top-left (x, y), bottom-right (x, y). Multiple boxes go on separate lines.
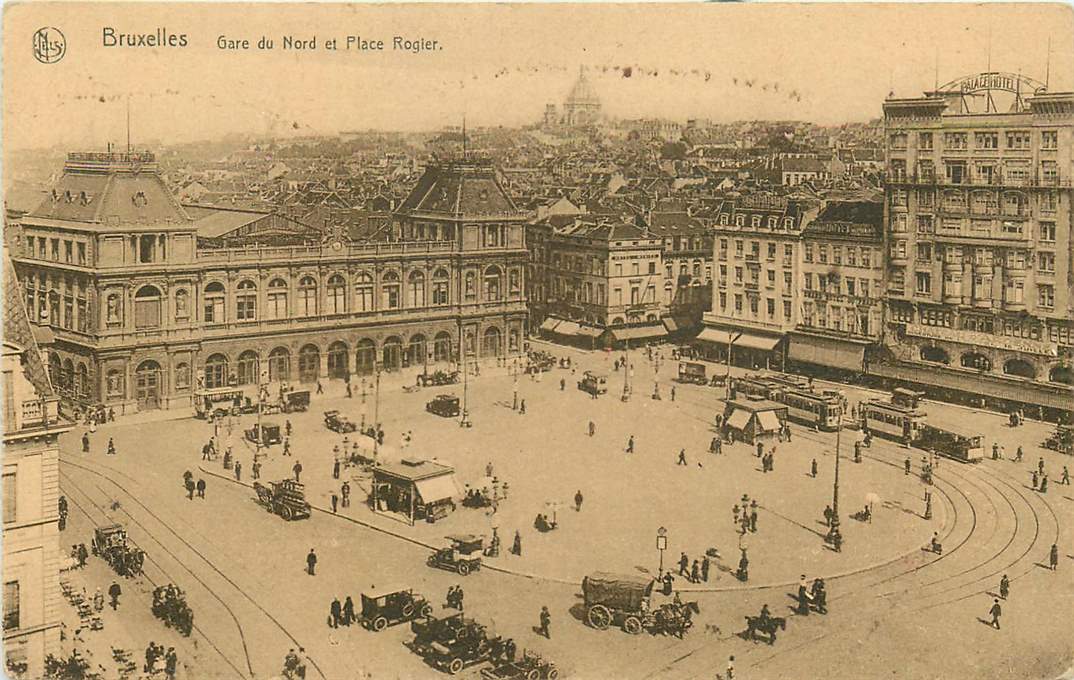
top-left (3, 3), bottom-right (1073, 151)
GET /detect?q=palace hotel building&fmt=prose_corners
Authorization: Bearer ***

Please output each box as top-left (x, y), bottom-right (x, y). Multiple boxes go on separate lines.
top-left (880, 73), bottom-right (1074, 414)
top-left (9, 152), bottom-right (529, 413)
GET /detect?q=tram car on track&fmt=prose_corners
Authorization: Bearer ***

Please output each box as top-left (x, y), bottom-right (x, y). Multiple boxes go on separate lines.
top-left (860, 398), bottom-right (927, 445)
top-left (780, 388), bottom-right (844, 431)
top-left (732, 375), bottom-right (782, 400)
top-left (914, 423), bottom-right (984, 463)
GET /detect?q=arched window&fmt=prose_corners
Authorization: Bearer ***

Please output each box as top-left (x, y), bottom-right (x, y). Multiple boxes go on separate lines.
top-left (433, 332), bottom-right (453, 363)
top-left (76, 363), bottom-right (90, 399)
top-left (134, 360), bottom-right (162, 409)
top-left (298, 345), bottom-right (320, 383)
top-left (382, 336), bottom-right (403, 371)
top-left (204, 354), bottom-right (229, 389)
top-left (960, 352), bottom-right (991, 371)
top-left (174, 289), bottom-right (190, 320)
top-left (664, 280), bottom-right (674, 305)
top-left (327, 275), bottom-right (346, 314)
top-left (1049, 365), bottom-right (1073, 385)
top-left (267, 279), bottom-right (288, 319)
top-left (611, 317), bottom-right (625, 326)
top-left (106, 368), bottom-right (125, 399)
top-left (1003, 358), bottom-right (1036, 379)
top-left (134, 285), bottom-right (162, 329)
top-left (354, 273), bottom-right (374, 312)
top-left (174, 362), bottom-right (191, 390)
top-left (356, 339), bottom-right (377, 375)
top-left (61, 359), bottom-right (74, 395)
top-left (327, 341), bottom-right (349, 379)
top-left (204, 282), bottom-right (225, 324)
top-left (268, 347), bottom-right (291, 382)
top-left (237, 350), bottom-right (260, 385)
top-left (483, 265), bottom-right (502, 302)
top-left (236, 280), bottom-right (257, 321)
top-left (920, 346), bottom-right (950, 364)
top-left (1002, 191), bottom-right (1027, 217)
top-left (693, 260), bottom-right (702, 278)
top-left (298, 276), bottom-right (318, 316)
top-left (407, 271), bottom-right (426, 308)
top-left (382, 271), bottom-right (401, 310)
top-left (406, 334), bottom-right (427, 368)
top-left (482, 326), bottom-right (502, 357)
top-left (432, 269), bottom-right (450, 306)
top-left (48, 353), bottom-right (61, 388)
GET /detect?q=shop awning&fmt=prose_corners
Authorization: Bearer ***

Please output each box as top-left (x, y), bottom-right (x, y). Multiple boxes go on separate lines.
top-left (539, 318), bottom-right (561, 332)
top-left (415, 474), bottom-right (461, 504)
top-left (726, 408), bottom-right (751, 430)
top-left (611, 324), bottom-right (668, 341)
top-left (756, 410), bottom-right (782, 432)
top-left (555, 320), bottom-right (582, 336)
top-left (696, 327), bottom-right (733, 345)
top-left (576, 325), bottom-right (605, 338)
top-left (788, 334), bottom-right (866, 372)
top-left (734, 333), bottom-right (781, 351)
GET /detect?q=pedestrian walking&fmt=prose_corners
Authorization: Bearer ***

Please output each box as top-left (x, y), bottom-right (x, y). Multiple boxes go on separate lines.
top-left (811, 458), bottom-right (818, 478)
top-left (330, 598), bottom-right (341, 628)
top-left (107, 438), bottom-right (117, 455)
top-left (823, 504), bottom-right (833, 527)
top-left (905, 457), bottom-right (911, 475)
top-left (1015, 446), bottom-right (1023, 462)
top-left (341, 482), bottom-right (351, 508)
top-left (293, 461), bottom-right (303, 483)
top-left (333, 459), bottom-right (340, 480)
top-left (108, 580), bottom-right (122, 610)
top-left (677, 449), bottom-right (687, 466)
top-left (750, 508), bottom-right (758, 533)
top-left (726, 655), bottom-right (735, 680)
top-left (286, 420), bottom-right (293, 437)
top-left (342, 596), bottom-right (354, 626)
top-left (252, 461), bottom-right (261, 480)
top-left (1062, 466), bottom-right (1070, 485)
top-left (740, 514), bottom-right (750, 535)
top-left (283, 438), bottom-right (292, 456)
top-left (574, 490), bottom-right (583, 512)
top-left (538, 606), bottom-right (551, 639)
top-left (1049, 543), bottom-right (1059, 570)
top-left (701, 555), bottom-right (710, 582)
top-left (626, 435), bottom-right (635, 454)
top-left (992, 442), bottom-right (999, 460)
top-left (93, 587), bottom-right (104, 612)
top-left (988, 598), bottom-right (1002, 629)
top-left (512, 530), bottom-right (522, 556)
top-left (316, 380), bottom-right (324, 395)
top-left (670, 386), bottom-right (676, 402)
top-left (1040, 475), bottom-right (1049, 494)
top-left (732, 504), bottom-right (740, 526)
top-left (560, 378), bottom-right (566, 391)
top-left (678, 552), bottom-right (689, 577)
top-left (519, 399), bottom-right (526, 415)
top-left (82, 432), bottom-right (90, 453)
top-left (331, 494), bottom-right (339, 513)
top-left (164, 648), bottom-right (177, 680)
top-left (999, 574), bottom-right (1010, 600)
top-left (306, 548), bottom-right (317, 576)
top-left (1039, 457), bottom-right (1045, 475)
top-left (234, 460), bottom-right (242, 481)
top-left (185, 478), bottom-right (195, 500)
top-left (588, 421), bottom-right (596, 437)
top-left (1032, 471), bottom-right (1039, 489)
top-left (690, 560), bottom-right (700, 583)
top-left (756, 441), bottom-right (764, 458)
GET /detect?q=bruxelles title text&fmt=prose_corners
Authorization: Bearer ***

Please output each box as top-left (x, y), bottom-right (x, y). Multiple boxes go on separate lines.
top-left (101, 28), bottom-right (442, 54)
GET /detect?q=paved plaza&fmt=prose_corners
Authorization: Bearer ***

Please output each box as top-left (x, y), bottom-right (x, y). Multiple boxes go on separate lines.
top-left (57, 344), bottom-right (1074, 680)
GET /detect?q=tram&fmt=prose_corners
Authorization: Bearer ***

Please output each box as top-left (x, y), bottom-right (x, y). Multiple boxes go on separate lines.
top-left (915, 423), bottom-right (984, 463)
top-left (781, 389), bottom-right (844, 431)
top-left (860, 399), bottom-right (927, 445)
top-left (733, 375), bottom-right (782, 400)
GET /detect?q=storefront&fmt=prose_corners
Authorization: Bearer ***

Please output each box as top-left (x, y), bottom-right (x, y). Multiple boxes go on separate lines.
top-left (608, 323), bottom-right (667, 348)
top-left (694, 324), bottom-right (784, 370)
top-left (788, 331), bottom-right (869, 375)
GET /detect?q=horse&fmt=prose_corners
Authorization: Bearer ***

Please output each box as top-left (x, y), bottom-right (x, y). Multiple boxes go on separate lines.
top-left (654, 601), bottom-right (700, 638)
top-left (744, 615), bottom-right (786, 644)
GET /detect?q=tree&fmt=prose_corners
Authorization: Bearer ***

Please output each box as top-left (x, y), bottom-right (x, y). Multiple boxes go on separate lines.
top-left (660, 141), bottom-right (687, 160)
top-left (43, 651), bottom-right (101, 680)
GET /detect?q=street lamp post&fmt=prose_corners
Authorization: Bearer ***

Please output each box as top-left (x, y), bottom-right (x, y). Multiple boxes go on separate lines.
top-left (826, 421), bottom-right (844, 551)
top-left (621, 340), bottom-right (632, 402)
top-left (656, 526), bottom-right (668, 577)
top-left (372, 361), bottom-right (381, 456)
top-left (726, 331), bottom-right (743, 399)
top-left (359, 377), bottom-right (368, 429)
top-left (460, 343), bottom-right (472, 428)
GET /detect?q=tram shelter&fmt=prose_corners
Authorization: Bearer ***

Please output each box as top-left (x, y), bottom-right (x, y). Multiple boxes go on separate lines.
top-left (722, 396), bottom-right (787, 445)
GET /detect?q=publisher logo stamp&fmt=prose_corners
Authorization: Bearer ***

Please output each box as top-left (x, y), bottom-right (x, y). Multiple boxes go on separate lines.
top-left (33, 27), bottom-right (66, 64)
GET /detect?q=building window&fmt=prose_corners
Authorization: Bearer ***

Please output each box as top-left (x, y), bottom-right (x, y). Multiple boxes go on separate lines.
top-left (974, 132), bottom-right (998, 150)
top-left (749, 297), bottom-right (758, 315)
top-left (1039, 284), bottom-right (1055, 308)
top-left (833, 246), bottom-right (842, 265)
top-left (64, 240), bottom-right (73, 263)
top-left (945, 162), bottom-right (966, 185)
top-left (1041, 161), bottom-right (1059, 186)
top-left (1005, 131), bottom-right (1031, 150)
top-left (1041, 192), bottom-right (1058, 213)
top-left (818, 245), bottom-right (828, 263)
top-left (50, 238), bottom-right (59, 260)
top-left (267, 279), bottom-right (288, 319)
top-left (916, 243), bottom-right (933, 261)
top-left (354, 273), bottom-right (374, 312)
top-left (175, 363), bottom-right (191, 390)
top-left (236, 280), bottom-right (257, 321)
top-left (204, 354), bottom-right (228, 389)
top-left (78, 242), bottom-right (87, 265)
top-left (734, 267), bottom-right (743, 283)
top-left (204, 282), bottom-right (225, 323)
top-left (2, 473), bottom-right (15, 524)
top-left (483, 266), bottom-right (502, 301)
top-left (134, 285), bottom-right (162, 329)
top-left (915, 272), bottom-right (931, 295)
top-left (106, 293), bottom-right (122, 324)
top-left (719, 292), bottom-right (727, 309)
top-left (1041, 130), bottom-right (1058, 150)
top-left (734, 294), bottom-right (742, 313)
top-left (803, 244), bottom-right (813, 262)
top-left (944, 132), bottom-right (967, 150)
top-left (766, 298), bottom-right (775, 317)
top-left (509, 268), bottom-right (521, 296)
top-left (804, 273), bottom-right (812, 290)
top-left (298, 276), bottom-right (318, 316)
top-left (735, 240), bottom-right (743, 256)
top-left (783, 271), bottom-right (792, 288)
top-left (889, 132), bottom-right (908, 149)
top-left (327, 274), bottom-right (347, 314)
top-left (1006, 279), bottom-right (1024, 303)
top-left (1039, 252), bottom-right (1055, 273)
top-left (918, 132), bottom-right (933, 150)
top-left (483, 224), bottom-right (502, 248)
top-left (918, 189), bottom-right (934, 208)
top-left (3, 581), bottom-right (18, 630)
top-left (432, 269), bottom-right (450, 305)
top-left (381, 271), bottom-right (401, 309)
top-left (766, 270), bottom-right (775, 287)
top-left (406, 271), bottom-right (425, 308)
top-left (846, 279), bottom-right (856, 296)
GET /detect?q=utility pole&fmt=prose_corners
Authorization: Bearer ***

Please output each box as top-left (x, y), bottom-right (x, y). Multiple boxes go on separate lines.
top-left (726, 331), bottom-right (743, 398)
top-left (373, 362), bottom-right (381, 457)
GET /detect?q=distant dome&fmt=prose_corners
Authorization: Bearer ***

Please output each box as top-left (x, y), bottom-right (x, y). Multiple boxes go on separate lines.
top-left (566, 68), bottom-right (600, 106)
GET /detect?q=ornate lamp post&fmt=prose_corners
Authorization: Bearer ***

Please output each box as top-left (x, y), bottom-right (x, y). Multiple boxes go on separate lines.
top-left (826, 422), bottom-right (844, 552)
top-left (359, 377), bottom-right (368, 429)
top-left (621, 339), bottom-right (632, 402)
top-left (725, 331), bottom-right (743, 398)
top-left (656, 526), bottom-right (668, 577)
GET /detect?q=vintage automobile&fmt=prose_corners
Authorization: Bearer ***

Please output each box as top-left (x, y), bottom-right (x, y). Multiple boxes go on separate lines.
top-left (582, 571), bottom-right (698, 637)
top-left (676, 362), bottom-right (708, 385)
top-left (253, 479), bottom-right (312, 521)
top-left (577, 371), bottom-right (608, 396)
top-left (416, 618), bottom-right (512, 675)
top-left (282, 390), bottom-right (311, 413)
top-left (481, 648), bottom-right (559, 680)
top-left (1043, 424), bottom-right (1073, 454)
top-left (411, 606), bottom-right (473, 650)
top-left (426, 394), bottom-right (461, 418)
top-left (193, 388), bottom-right (243, 419)
top-left (418, 370), bottom-right (460, 388)
top-left (245, 421), bottom-right (282, 447)
top-left (359, 585), bottom-right (433, 632)
top-left (427, 534), bottom-right (483, 575)
top-left (324, 410), bottom-right (358, 433)
top-left (91, 524), bottom-right (145, 577)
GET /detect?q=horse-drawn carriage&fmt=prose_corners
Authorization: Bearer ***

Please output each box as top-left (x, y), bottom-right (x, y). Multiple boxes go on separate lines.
top-left (582, 572), bottom-right (698, 637)
top-left (152, 584), bottom-right (194, 636)
top-left (418, 370), bottom-right (460, 388)
top-left (253, 479), bottom-right (312, 521)
top-left (324, 410), bottom-right (358, 433)
top-left (1043, 424), bottom-right (1073, 455)
top-left (91, 524), bottom-right (144, 577)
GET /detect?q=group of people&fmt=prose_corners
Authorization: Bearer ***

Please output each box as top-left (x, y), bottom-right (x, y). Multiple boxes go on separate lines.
top-left (1031, 456), bottom-right (1071, 493)
top-left (143, 642), bottom-right (178, 678)
top-left (733, 499), bottom-right (760, 535)
top-left (182, 470), bottom-right (207, 499)
top-left (676, 552), bottom-right (712, 583)
top-left (282, 648), bottom-right (309, 679)
top-left (327, 596), bottom-right (356, 628)
top-left (445, 585), bottom-right (465, 610)
top-left (796, 575), bottom-right (828, 615)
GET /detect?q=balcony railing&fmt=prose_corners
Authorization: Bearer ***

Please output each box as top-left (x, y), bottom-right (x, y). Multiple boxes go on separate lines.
top-left (7, 397), bottom-right (61, 433)
top-left (196, 240), bottom-right (457, 264)
top-left (887, 173), bottom-right (1070, 188)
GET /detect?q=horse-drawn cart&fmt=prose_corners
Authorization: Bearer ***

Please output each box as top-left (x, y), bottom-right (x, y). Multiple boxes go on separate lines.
top-left (253, 480), bottom-right (312, 521)
top-left (581, 572), bottom-right (697, 637)
top-left (91, 524), bottom-right (145, 577)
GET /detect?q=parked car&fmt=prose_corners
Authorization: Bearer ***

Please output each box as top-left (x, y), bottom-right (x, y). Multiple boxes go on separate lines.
top-left (427, 534), bottom-right (483, 575)
top-left (359, 585), bottom-right (433, 632)
top-left (426, 394), bottom-right (461, 418)
top-left (324, 410), bottom-right (357, 433)
top-left (577, 371), bottom-right (608, 396)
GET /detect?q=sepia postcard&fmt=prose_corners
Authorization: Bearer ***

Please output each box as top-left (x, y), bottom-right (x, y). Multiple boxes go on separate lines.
top-left (2, 3), bottom-right (1073, 680)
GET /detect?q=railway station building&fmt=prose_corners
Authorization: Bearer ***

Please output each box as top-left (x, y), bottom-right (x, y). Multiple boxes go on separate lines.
top-left (9, 152), bottom-right (529, 414)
